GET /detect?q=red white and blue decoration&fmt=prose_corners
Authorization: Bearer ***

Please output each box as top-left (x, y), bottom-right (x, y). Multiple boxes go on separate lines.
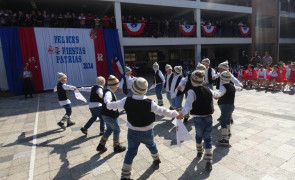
top-left (239, 27), bottom-right (251, 37)
top-left (179, 25), bottom-right (196, 36)
top-left (0, 27), bottom-right (125, 93)
top-left (201, 25), bottom-right (216, 36)
top-left (123, 23), bottom-right (146, 36)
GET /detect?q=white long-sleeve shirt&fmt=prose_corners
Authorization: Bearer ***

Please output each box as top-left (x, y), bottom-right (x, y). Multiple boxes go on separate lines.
top-left (286, 67), bottom-right (291, 79)
top-left (269, 70), bottom-right (278, 77)
top-left (257, 69), bottom-right (267, 79)
top-left (181, 85), bottom-right (220, 116)
top-left (178, 75), bottom-right (188, 91)
top-left (58, 82), bottom-right (76, 106)
top-left (104, 87), bottom-right (118, 111)
top-left (107, 94), bottom-right (178, 131)
top-left (204, 68), bottom-right (216, 84)
top-left (79, 85), bottom-right (104, 108)
top-left (154, 69), bottom-right (165, 84)
top-left (119, 75), bottom-right (135, 89)
top-left (215, 72), bottom-right (243, 87)
top-left (215, 83), bottom-right (242, 97)
top-left (165, 73), bottom-right (172, 92)
top-left (170, 74), bottom-right (184, 99)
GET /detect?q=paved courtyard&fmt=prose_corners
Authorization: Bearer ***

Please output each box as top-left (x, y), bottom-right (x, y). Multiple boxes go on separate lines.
top-left (0, 87), bottom-right (295, 180)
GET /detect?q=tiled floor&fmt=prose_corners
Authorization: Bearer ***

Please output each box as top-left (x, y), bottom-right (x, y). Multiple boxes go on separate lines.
top-left (0, 87), bottom-right (294, 180)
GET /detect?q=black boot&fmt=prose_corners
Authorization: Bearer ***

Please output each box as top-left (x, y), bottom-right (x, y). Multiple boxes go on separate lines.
top-left (57, 122), bottom-right (66, 130)
top-left (197, 151), bottom-right (203, 158)
top-left (67, 121), bottom-right (75, 127)
top-left (96, 144), bottom-right (107, 152)
top-left (205, 162), bottom-right (212, 171)
top-left (99, 131), bottom-right (104, 136)
top-left (80, 127), bottom-right (87, 135)
top-left (114, 145), bottom-right (126, 153)
top-left (152, 159), bottom-right (161, 170)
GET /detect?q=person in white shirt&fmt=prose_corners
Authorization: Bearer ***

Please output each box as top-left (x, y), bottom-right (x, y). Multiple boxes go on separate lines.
top-left (164, 64), bottom-right (173, 109)
top-left (79, 76), bottom-right (106, 136)
top-left (201, 58), bottom-right (216, 90)
top-left (170, 66), bottom-right (185, 112)
top-left (106, 77), bottom-right (178, 180)
top-left (96, 75), bottom-right (126, 154)
top-left (177, 70), bottom-right (220, 171)
top-left (119, 66), bottom-right (135, 97)
top-left (215, 60), bottom-right (243, 124)
top-left (153, 62), bottom-right (165, 106)
top-left (21, 66), bottom-right (34, 98)
top-left (214, 71), bottom-right (242, 146)
top-left (56, 72), bottom-right (78, 129)
top-left (257, 65), bottom-right (267, 88)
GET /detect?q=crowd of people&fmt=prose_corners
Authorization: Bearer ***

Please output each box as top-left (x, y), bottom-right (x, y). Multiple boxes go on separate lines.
top-left (121, 13), bottom-right (250, 37)
top-left (201, 19), bottom-right (250, 37)
top-left (200, 0), bottom-right (251, 7)
top-left (122, 15), bottom-right (196, 37)
top-left (0, 9), bottom-right (115, 28)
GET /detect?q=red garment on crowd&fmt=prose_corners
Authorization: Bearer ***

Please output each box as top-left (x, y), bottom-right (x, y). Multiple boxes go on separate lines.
top-left (288, 70), bottom-right (295, 83)
top-left (266, 67), bottom-right (272, 79)
top-left (102, 16), bottom-right (111, 28)
top-left (238, 70), bottom-right (244, 78)
top-left (244, 70), bottom-right (257, 80)
top-left (279, 67), bottom-right (287, 82)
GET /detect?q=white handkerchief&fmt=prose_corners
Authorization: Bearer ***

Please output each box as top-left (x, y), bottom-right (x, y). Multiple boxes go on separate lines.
top-left (74, 90), bottom-right (87, 103)
top-left (172, 118), bottom-right (193, 147)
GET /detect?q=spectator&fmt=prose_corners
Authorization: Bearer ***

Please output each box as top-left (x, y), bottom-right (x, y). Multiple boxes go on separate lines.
top-left (239, 51), bottom-right (249, 67)
top-left (24, 13), bottom-right (32, 26)
top-left (17, 11), bottom-right (25, 26)
top-left (94, 16), bottom-right (100, 28)
top-left (43, 10), bottom-right (50, 27)
top-left (57, 13), bottom-right (64, 27)
top-left (86, 13), bottom-right (94, 28)
top-left (31, 11), bottom-right (37, 26)
top-left (71, 13), bottom-right (77, 28)
top-left (249, 51), bottom-right (261, 65)
top-left (78, 13), bottom-right (86, 28)
top-left (110, 16), bottom-right (116, 29)
top-left (262, 52), bottom-right (273, 66)
top-left (36, 11), bottom-right (43, 27)
top-left (101, 15), bottom-right (110, 28)
top-left (237, 20), bottom-right (244, 27)
top-left (64, 12), bottom-right (72, 27)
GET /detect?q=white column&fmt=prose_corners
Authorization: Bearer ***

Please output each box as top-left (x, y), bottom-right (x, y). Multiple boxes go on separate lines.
top-left (194, 8), bottom-right (201, 37)
top-left (195, 44), bottom-right (201, 66)
top-left (114, 2), bottom-right (124, 61)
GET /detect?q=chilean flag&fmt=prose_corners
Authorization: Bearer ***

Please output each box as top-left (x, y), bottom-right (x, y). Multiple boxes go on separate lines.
top-left (201, 25), bottom-right (216, 36)
top-left (179, 25), bottom-right (196, 36)
top-left (123, 23), bottom-right (146, 36)
top-left (239, 27), bottom-right (251, 37)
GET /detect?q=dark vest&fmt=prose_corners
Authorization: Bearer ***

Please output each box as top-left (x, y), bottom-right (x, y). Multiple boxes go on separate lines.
top-left (101, 89), bottom-right (119, 118)
top-left (184, 74), bottom-right (193, 94)
top-left (154, 70), bottom-right (163, 84)
top-left (90, 85), bottom-right (103, 103)
top-left (218, 83), bottom-right (236, 105)
top-left (208, 68), bottom-right (213, 84)
top-left (190, 86), bottom-right (214, 115)
top-left (57, 82), bottom-right (69, 101)
top-left (124, 97), bottom-right (155, 127)
top-left (164, 73), bottom-right (173, 91)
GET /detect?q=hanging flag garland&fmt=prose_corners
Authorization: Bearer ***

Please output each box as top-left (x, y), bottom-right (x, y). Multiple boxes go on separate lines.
top-left (201, 25), bottom-right (216, 36)
top-left (123, 23), bottom-right (146, 36)
top-left (239, 27), bottom-right (251, 36)
top-left (179, 25), bottom-right (196, 36)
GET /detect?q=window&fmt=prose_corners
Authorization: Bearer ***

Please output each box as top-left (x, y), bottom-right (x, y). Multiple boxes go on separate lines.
top-left (124, 53), bottom-right (136, 62)
top-left (148, 52), bottom-right (158, 61)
